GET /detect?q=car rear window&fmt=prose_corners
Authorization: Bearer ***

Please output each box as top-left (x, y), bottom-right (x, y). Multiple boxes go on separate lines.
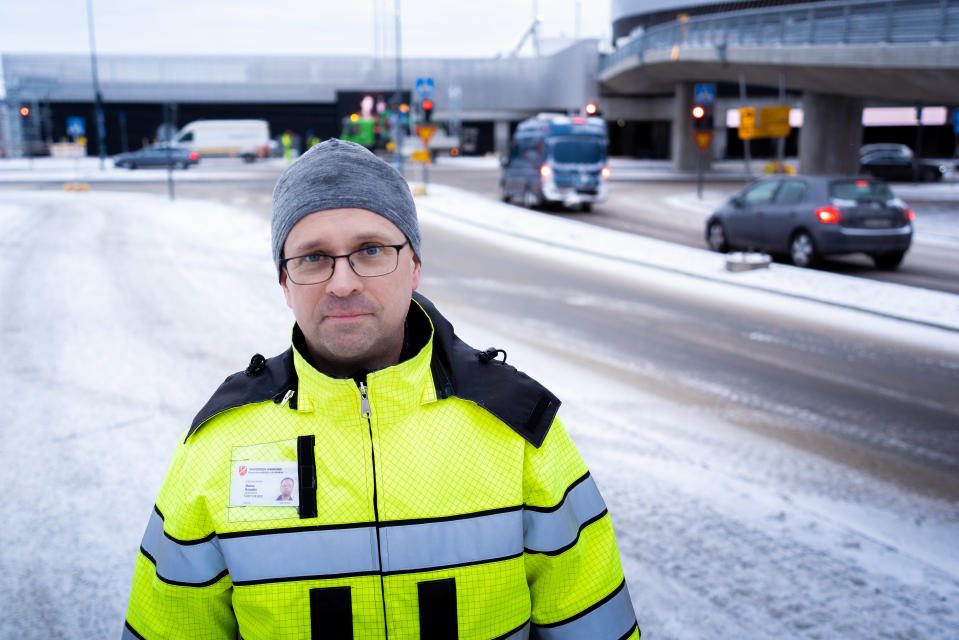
top-left (550, 139), bottom-right (605, 164)
top-left (830, 180), bottom-right (894, 202)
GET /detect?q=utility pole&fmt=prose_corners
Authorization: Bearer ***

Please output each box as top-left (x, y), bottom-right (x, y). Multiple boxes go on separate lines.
top-left (86, 0), bottom-right (107, 170)
top-left (392, 0), bottom-right (405, 177)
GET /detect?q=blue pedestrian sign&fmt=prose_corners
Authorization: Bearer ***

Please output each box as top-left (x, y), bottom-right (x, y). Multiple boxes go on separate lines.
top-left (694, 83), bottom-right (716, 106)
top-left (953, 108), bottom-right (959, 135)
top-left (415, 77), bottom-right (435, 99)
top-left (67, 116), bottom-right (86, 138)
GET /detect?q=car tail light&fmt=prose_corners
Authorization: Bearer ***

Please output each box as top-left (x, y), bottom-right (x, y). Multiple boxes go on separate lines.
top-left (815, 205), bottom-right (841, 224)
top-left (601, 165), bottom-right (611, 179)
top-left (572, 117), bottom-right (586, 124)
top-left (905, 209), bottom-right (916, 222)
top-left (855, 180), bottom-right (869, 187)
top-left (540, 163), bottom-right (552, 178)
top-left (189, 152), bottom-right (199, 161)
top-left (450, 147), bottom-right (460, 156)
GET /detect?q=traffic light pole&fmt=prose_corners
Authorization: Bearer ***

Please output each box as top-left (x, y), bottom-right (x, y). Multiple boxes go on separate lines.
top-left (739, 72), bottom-right (752, 177)
top-left (697, 150), bottom-right (705, 200)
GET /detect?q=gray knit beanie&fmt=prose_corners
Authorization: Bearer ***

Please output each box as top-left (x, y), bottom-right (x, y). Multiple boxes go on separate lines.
top-left (271, 138), bottom-right (420, 275)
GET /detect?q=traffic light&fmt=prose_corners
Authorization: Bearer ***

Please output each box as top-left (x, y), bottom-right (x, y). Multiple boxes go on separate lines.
top-left (585, 102), bottom-right (598, 116)
top-left (691, 105), bottom-right (713, 131)
top-left (422, 99), bottom-right (434, 123)
top-left (19, 106), bottom-right (30, 117)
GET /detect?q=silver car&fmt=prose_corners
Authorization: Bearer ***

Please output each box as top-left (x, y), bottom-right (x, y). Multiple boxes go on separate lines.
top-left (705, 175), bottom-right (913, 269)
top-left (113, 144), bottom-right (199, 170)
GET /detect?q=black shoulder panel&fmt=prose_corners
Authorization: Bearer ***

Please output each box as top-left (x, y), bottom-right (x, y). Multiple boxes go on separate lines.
top-left (413, 293), bottom-right (561, 448)
top-left (185, 349), bottom-right (296, 442)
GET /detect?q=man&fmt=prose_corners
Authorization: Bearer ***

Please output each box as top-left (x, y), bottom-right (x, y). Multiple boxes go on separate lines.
top-left (277, 477), bottom-right (295, 502)
top-left (124, 139), bottom-right (639, 640)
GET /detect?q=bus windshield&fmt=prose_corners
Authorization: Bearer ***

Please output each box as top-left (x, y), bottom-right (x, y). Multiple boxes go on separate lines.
top-left (550, 138), bottom-right (605, 164)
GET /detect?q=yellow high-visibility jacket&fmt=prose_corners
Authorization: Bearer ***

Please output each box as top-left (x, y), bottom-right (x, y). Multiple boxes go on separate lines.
top-left (124, 294), bottom-right (639, 640)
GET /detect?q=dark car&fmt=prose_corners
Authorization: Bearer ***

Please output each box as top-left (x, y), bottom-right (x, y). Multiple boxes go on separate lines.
top-left (113, 144), bottom-right (199, 169)
top-left (705, 175), bottom-right (914, 269)
top-left (859, 144), bottom-right (946, 182)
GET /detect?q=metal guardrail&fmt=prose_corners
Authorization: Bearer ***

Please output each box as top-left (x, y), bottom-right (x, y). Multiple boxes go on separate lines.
top-left (601, 0), bottom-right (959, 71)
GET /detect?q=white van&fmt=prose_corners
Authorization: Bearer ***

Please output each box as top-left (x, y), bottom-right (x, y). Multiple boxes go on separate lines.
top-left (172, 119), bottom-right (270, 162)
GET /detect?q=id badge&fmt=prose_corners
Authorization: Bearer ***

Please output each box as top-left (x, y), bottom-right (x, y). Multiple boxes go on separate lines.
top-left (228, 439), bottom-right (301, 522)
top-left (230, 461), bottom-right (300, 507)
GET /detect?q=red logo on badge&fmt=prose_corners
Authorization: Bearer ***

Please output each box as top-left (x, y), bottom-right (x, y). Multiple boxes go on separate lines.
top-left (238, 465), bottom-right (248, 476)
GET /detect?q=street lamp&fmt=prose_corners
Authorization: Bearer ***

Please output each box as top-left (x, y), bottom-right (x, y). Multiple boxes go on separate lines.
top-left (86, 0), bottom-right (107, 169)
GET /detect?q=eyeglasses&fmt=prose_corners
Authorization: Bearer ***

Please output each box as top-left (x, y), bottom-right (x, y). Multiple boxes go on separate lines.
top-left (280, 241), bottom-right (409, 285)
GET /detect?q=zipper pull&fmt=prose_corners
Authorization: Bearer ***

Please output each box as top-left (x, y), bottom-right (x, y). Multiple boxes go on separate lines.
top-left (358, 381), bottom-right (372, 419)
top-left (279, 389), bottom-right (295, 407)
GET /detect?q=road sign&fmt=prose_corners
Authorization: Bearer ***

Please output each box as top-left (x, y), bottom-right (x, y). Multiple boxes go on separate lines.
top-left (415, 124), bottom-right (437, 145)
top-left (693, 131), bottom-right (714, 152)
top-left (738, 105), bottom-right (791, 139)
top-left (953, 108), bottom-right (959, 135)
top-left (67, 117), bottom-right (86, 138)
top-left (411, 149), bottom-right (432, 164)
top-left (694, 83), bottom-right (715, 106)
top-left (415, 77), bottom-right (435, 99)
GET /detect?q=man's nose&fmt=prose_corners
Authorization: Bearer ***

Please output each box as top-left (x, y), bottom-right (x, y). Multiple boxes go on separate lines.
top-left (326, 256), bottom-right (363, 296)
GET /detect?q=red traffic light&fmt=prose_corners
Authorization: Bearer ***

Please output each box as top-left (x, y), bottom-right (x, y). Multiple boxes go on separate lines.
top-left (585, 102), bottom-right (598, 115)
top-left (19, 106), bottom-right (30, 117)
top-left (422, 99), bottom-right (434, 111)
top-left (691, 105), bottom-right (705, 119)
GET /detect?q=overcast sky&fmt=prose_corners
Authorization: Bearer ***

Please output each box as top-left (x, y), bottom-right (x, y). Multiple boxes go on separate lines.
top-left (0, 0), bottom-right (611, 58)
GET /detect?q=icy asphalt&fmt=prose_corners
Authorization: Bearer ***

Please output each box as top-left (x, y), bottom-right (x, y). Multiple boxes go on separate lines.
top-left (0, 162), bottom-right (958, 638)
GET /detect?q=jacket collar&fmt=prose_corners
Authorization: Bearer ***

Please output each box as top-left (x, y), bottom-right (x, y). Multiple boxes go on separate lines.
top-left (187, 293), bottom-right (558, 447)
top-left (290, 305), bottom-right (437, 422)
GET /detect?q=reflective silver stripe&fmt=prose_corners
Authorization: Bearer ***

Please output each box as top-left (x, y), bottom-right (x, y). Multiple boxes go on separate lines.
top-left (523, 475), bottom-right (607, 554)
top-left (220, 526), bottom-right (379, 583)
top-left (498, 620), bottom-right (530, 640)
top-left (381, 508), bottom-right (523, 573)
top-left (533, 582), bottom-right (636, 640)
top-left (140, 509), bottom-right (226, 585)
top-left (121, 623), bottom-right (143, 640)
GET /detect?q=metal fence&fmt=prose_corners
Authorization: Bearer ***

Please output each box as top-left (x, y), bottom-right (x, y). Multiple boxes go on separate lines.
top-left (601, 0), bottom-right (959, 71)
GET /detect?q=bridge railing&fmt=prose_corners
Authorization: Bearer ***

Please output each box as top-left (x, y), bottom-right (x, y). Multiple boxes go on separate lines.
top-left (601, 0), bottom-right (959, 71)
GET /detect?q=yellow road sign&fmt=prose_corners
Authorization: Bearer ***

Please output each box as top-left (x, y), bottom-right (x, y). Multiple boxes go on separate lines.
top-left (693, 131), bottom-right (714, 152)
top-left (411, 149), bottom-right (432, 164)
top-left (415, 125), bottom-right (437, 145)
top-left (738, 105), bottom-right (791, 139)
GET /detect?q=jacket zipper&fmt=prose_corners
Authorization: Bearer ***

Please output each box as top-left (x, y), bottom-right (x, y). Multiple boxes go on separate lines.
top-left (359, 380), bottom-right (389, 639)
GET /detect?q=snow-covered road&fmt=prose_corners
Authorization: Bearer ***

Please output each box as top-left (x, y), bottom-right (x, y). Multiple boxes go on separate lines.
top-left (0, 187), bottom-right (957, 639)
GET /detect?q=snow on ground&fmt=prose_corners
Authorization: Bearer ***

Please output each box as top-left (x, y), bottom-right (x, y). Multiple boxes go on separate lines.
top-left (416, 183), bottom-right (959, 342)
top-left (0, 156), bottom-right (290, 182)
top-left (0, 184), bottom-right (957, 638)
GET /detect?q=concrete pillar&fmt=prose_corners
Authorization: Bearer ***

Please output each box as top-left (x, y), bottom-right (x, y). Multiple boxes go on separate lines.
top-left (494, 120), bottom-right (511, 158)
top-left (672, 82), bottom-right (711, 172)
top-left (0, 100), bottom-right (25, 158)
top-left (799, 92), bottom-right (863, 175)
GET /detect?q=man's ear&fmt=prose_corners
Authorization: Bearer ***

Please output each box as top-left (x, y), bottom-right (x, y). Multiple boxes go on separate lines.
top-left (279, 269), bottom-right (294, 309)
top-left (411, 256), bottom-right (421, 291)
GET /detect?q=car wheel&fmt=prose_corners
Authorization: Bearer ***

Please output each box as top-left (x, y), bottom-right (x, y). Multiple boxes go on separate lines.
top-left (579, 202), bottom-right (592, 213)
top-left (706, 220), bottom-right (729, 252)
top-left (177, 161), bottom-right (190, 170)
top-left (789, 231), bottom-right (819, 268)
top-left (523, 189), bottom-right (540, 209)
top-left (128, 163), bottom-right (137, 170)
top-left (871, 251), bottom-right (905, 270)
top-left (500, 184), bottom-right (511, 203)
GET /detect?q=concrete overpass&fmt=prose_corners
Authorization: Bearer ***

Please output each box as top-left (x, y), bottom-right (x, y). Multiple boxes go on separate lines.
top-left (599, 0), bottom-right (959, 173)
top-left (0, 41), bottom-right (600, 158)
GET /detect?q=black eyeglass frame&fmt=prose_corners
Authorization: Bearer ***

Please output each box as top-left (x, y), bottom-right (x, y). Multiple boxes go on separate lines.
top-left (279, 240), bottom-right (410, 285)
